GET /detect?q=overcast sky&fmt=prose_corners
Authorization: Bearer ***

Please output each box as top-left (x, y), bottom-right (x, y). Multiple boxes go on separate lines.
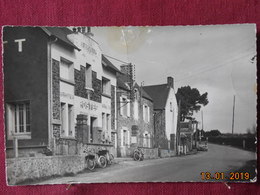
top-left (92, 24), bottom-right (256, 134)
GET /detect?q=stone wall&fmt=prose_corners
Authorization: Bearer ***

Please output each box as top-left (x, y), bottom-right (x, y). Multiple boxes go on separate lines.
top-left (154, 110), bottom-right (169, 149)
top-left (6, 155), bottom-right (86, 185)
top-left (74, 66), bottom-right (87, 99)
top-left (52, 59), bottom-right (61, 120)
top-left (141, 148), bottom-right (158, 159)
top-left (90, 71), bottom-right (101, 103)
top-left (159, 149), bottom-right (176, 158)
top-left (55, 138), bottom-right (78, 155)
top-left (111, 85), bottom-right (116, 130)
top-left (78, 143), bottom-right (116, 157)
top-left (116, 84), bottom-right (155, 157)
top-left (74, 68), bottom-right (101, 103)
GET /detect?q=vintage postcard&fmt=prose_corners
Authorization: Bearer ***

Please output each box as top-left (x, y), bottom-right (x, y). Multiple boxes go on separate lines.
top-left (3, 24), bottom-right (257, 185)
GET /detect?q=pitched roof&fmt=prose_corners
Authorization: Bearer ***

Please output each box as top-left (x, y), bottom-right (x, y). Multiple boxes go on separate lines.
top-left (143, 84), bottom-right (170, 110)
top-left (41, 27), bottom-right (80, 50)
top-left (117, 76), bottom-right (130, 91)
top-left (102, 55), bottom-right (121, 73)
top-left (132, 83), bottom-right (153, 101)
top-left (141, 88), bottom-right (153, 101)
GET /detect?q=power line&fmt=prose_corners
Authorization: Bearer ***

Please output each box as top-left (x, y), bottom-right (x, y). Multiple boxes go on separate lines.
top-left (175, 51), bottom-right (255, 83)
top-left (103, 54), bottom-right (130, 65)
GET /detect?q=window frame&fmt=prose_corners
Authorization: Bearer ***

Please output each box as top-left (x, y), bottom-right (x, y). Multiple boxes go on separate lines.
top-left (6, 101), bottom-right (31, 140)
top-left (60, 57), bottom-right (74, 83)
top-left (102, 77), bottom-right (111, 97)
top-left (60, 102), bottom-right (75, 138)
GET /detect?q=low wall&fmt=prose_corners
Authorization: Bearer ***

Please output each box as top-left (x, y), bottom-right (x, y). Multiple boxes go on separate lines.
top-left (141, 148), bottom-right (159, 159)
top-left (6, 155), bottom-right (86, 185)
top-left (78, 143), bottom-right (116, 157)
top-left (159, 149), bottom-right (176, 158)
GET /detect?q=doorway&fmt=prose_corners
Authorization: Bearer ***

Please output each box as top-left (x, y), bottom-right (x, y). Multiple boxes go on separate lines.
top-left (90, 117), bottom-right (97, 143)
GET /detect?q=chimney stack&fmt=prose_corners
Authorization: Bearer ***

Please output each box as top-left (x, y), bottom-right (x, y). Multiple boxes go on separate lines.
top-left (167, 76), bottom-right (174, 88)
top-left (120, 64), bottom-right (133, 76)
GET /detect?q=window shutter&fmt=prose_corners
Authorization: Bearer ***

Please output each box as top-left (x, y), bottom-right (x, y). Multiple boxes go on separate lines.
top-left (121, 129), bottom-right (124, 146)
top-left (6, 104), bottom-right (14, 137)
top-left (127, 130), bottom-right (130, 146)
top-left (127, 100), bottom-right (130, 117)
top-left (147, 106), bottom-right (150, 122)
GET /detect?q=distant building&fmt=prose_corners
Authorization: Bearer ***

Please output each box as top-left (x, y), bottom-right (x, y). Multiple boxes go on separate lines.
top-left (179, 121), bottom-right (196, 154)
top-left (4, 26), bottom-right (120, 157)
top-left (116, 65), bottom-right (154, 157)
top-left (143, 77), bottom-right (178, 151)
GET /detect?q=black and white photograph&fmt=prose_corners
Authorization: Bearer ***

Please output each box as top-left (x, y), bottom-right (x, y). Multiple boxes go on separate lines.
top-left (3, 24), bottom-right (257, 185)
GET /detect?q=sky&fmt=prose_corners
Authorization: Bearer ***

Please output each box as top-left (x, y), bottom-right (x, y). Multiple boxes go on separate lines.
top-left (91, 24), bottom-right (257, 134)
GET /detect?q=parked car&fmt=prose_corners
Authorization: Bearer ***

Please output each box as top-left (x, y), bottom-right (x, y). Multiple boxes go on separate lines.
top-left (197, 141), bottom-right (208, 151)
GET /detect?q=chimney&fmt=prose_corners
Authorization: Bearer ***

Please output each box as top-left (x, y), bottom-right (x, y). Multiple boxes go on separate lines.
top-left (120, 64), bottom-right (134, 84)
top-left (167, 76), bottom-right (174, 88)
top-left (120, 64), bottom-right (133, 76)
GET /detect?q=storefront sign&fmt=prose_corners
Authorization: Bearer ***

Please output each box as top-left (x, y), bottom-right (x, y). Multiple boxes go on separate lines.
top-left (80, 101), bottom-right (98, 111)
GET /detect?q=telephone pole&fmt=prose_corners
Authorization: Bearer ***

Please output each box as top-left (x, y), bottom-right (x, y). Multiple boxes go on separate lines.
top-left (232, 95), bottom-right (236, 134)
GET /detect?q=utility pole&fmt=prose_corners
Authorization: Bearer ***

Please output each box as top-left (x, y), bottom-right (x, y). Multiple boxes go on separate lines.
top-left (232, 95), bottom-right (236, 134)
top-left (140, 81), bottom-right (144, 105)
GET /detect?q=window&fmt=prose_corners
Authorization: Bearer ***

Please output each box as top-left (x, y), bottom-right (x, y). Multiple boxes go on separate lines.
top-left (90, 117), bottom-right (96, 143)
top-left (68, 104), bottom-right (73, 136)
top-left (170, 102), bottom-right (173, 112)
top-left (60, 58), bottom-right (74, 82)
top-left (120, 97), bottom-right (130, 117)
top-left (106, 114), bottom-right (110, 131)
top-left (102, 113), bottom-right (106, 130)
top-left (143, 133), bottom-right (151, 148)
top-left (121, 128), bottom-right (130, 146)
top-left (85, 63), bottom-right (92, 89)
top-left (122, 130), bottom-right (128, 146)
top-left (143, 104), bottom-right (150, 123)
top-left (61, 102), bottom-right (74, 137)
top-left (133, 101), bottom-right (139, 120)
top-left (6, 102), bottom-right (31, 138)
top-left (102, 77), bottom-right (111, 96)
top-left (134, 89), bottom-right (138, 100)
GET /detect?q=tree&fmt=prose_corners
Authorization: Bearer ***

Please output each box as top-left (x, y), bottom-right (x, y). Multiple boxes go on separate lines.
top-left (246, 124), bottom-right (256, 135)
top-left (205, 129), bottom-right (222, 137)
top-left (176, 86), bottom-right (209, 121)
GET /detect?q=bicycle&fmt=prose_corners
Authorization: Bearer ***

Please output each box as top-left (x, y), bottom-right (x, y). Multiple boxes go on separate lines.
top-left (97, 150), bottom-right (114, 168)
top-left (133, 148), bottom-right (144, 161)
top-left (83, 148), bottom-right (114, 170)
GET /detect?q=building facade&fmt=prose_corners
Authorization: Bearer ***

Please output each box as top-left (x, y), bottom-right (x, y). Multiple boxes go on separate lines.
top-left (116, 65), bottom-right (154, 157)
top-left (143, 77), bottom-right (178, 152)
top-left (4, 27), bottom-right (119, 158)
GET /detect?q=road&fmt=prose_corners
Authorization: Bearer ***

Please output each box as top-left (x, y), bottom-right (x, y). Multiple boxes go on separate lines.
top-left (37, 143), bottom-right (256, 184)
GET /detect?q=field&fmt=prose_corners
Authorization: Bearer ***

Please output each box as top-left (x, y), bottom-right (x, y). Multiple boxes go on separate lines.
top-left (208, 135), bottom-right (256, 152)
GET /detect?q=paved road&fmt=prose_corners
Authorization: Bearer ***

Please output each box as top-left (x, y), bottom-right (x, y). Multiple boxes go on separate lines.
top-left (38, 144), bottom-right (256, 184)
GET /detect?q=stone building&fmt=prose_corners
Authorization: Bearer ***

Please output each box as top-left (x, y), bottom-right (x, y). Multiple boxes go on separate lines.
top-left (116, 65), bottom-right (154, 157)
top-left (143, 77), bottom-right (178, 152)
top-left (3, 26), bottom-right (120, 158)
